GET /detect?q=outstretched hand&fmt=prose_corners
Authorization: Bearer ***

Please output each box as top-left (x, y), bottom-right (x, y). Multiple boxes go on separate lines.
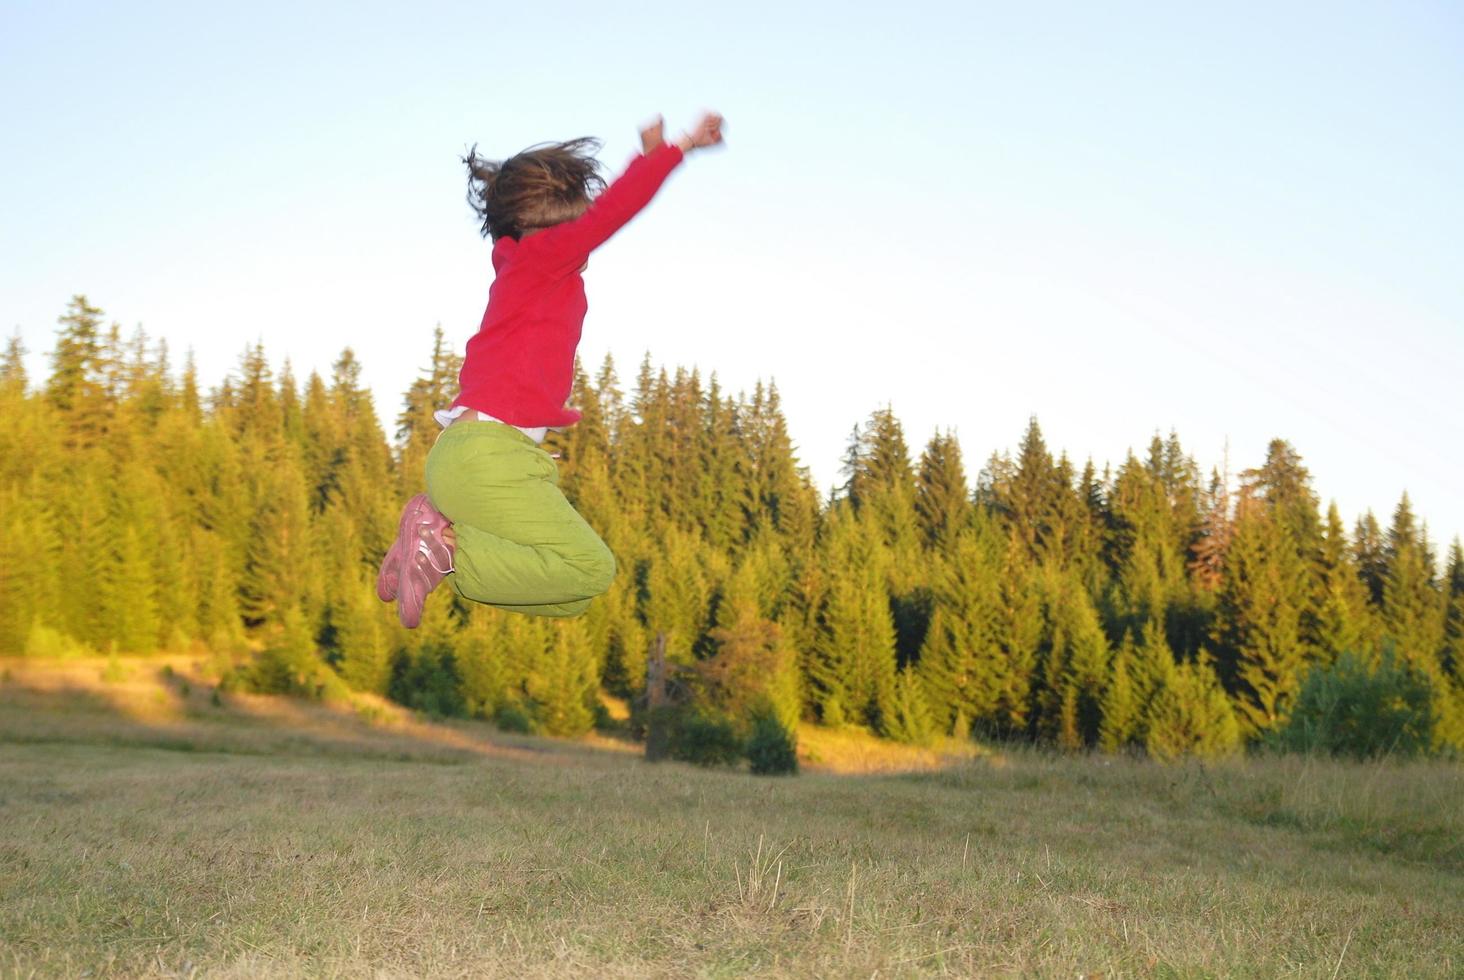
top-left (677, 111), bottom-right (724, 151)
top-left (640, 111), bottom-right (725, 155)
top-left (639, 116), bottom-right (665, 155)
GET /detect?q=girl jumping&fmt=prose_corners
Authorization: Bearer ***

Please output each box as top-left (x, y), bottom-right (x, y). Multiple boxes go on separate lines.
top-left (378, 111), bottom-right (725, 627)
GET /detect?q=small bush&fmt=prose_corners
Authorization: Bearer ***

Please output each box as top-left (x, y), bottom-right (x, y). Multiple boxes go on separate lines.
top-left (1273, 650), bottom-right (1434, 758)
top-left (224, 620), bottom-right (350, 703)
top-left (388, 648), bottom-right (465, 718)
top-left (238, 646), bottom-right (349, 702)
top-left (23, 622), bottom-right (91, 660)
top-left (821, 698), bottom-right (847, 728)
top-left (1144, 656), bottom-right (1241, 762)
top-left (493, 702), bottom-right (537, 734)
top-left (101, 650), bottom-right (130, 684)
top-left (669, 709), bottom-right (743, 768)
top-left (745, 711), bottom-right (798, 776)
top-left (354, 702), bottom-right (389, 725)
top-left (881, 667), bottom-right (936, 746)
top-left (591, 698), bottom-right (617, 732)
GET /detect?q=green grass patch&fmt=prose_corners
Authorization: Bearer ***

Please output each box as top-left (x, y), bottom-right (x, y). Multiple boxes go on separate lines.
top-left (1, 657), bottom-right (1461, 977)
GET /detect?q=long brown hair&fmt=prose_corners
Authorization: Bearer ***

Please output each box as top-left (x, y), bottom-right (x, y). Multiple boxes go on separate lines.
top-left (463, 138), bottom-right (606, 241)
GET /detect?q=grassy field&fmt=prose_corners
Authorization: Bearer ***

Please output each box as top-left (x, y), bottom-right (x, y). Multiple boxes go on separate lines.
top-left (1, 657), bottom-right (1461, 978)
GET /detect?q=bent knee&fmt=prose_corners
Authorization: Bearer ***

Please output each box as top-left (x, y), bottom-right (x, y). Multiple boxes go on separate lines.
top-left (581, 542), bottom-right (616, 597)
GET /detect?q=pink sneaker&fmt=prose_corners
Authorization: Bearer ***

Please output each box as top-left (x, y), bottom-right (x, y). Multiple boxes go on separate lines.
top-left (397, 542), bottom-right (454, 629)
top-left (377, 494), bottom-right (453, 603)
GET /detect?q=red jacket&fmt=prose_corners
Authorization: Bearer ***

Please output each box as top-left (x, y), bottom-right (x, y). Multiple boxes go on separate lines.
top-left (453, 141), bottom-right (686, 428)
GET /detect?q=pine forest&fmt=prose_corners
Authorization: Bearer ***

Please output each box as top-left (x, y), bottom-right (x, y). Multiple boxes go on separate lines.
top-left (4, 296), bottom-right (1462, 759)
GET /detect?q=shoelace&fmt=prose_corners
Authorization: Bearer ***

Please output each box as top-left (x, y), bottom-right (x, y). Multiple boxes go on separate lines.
top-left (417, 536), bottom-right (455, 576)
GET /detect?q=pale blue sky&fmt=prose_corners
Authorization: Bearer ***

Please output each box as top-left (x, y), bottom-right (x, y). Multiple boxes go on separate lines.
top-left (3, 1), bottom-right (1461, 553)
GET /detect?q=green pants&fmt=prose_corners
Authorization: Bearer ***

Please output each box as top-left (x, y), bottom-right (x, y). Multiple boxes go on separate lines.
top-left (424, 420), bottom-right (615, 617)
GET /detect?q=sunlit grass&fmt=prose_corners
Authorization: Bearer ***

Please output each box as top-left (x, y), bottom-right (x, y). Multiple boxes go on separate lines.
top-left (2, 656), bottom-right (1460, 977)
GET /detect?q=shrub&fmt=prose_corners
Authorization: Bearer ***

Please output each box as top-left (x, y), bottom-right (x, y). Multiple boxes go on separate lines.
top-left (223, 610), bottom-right (350, 702)
top-left (591, 698), bottom-right (619, 733)
top-left (1144, 655), bottom-right (1241, 762)
top-left (745, 710), bottom-right (798, 776)
top-left (231, 645), bottom-right (349, 702)
top-left (669, 709), bottom-right (743, 768)
top-left (821, 698), bottom-right (847, 728)
top-left (164, 627), bottom-right (193, 655)
top-left (493, 701), bottom-right (537, 734)
top-left (1273, 650), bottom-right (1434, 758)
top-left (388, 647), bottom-right (465, 718)
top-left (23, 622), bottom-right (91, 660)
top-left (100, 649), bottom-right (130, 684)
top-left (881, 667), bottom-right (936, 746)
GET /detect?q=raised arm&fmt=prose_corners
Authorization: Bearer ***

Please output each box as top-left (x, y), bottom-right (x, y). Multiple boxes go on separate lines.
top-left (536, 112), bottom-right (724, 268)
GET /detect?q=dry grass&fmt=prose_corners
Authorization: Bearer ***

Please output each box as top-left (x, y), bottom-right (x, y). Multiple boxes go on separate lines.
top-left (1, 657), bottom-right (1461, 978)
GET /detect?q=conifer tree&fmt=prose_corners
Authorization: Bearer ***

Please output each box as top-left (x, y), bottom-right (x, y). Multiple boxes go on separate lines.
top-left (1142, 653), bottom-right (1241, 761)
top-left (840, 407), bottom-right (926, 663)
top-left (594, 354), bottom-right (625, 433)
top-left (883, 666), bottom-right (937, 745)
top-left (150, 499), bottom-right (198, 649)
top-left (179, 351), bottom-right (202, 422)
top-left (1433, 540), bottom-right (1464, 752)
top-left (1443, 538), bottom-right (1464, 681)
top-left (0, 341), bottom-right (61, 650)
top-left (396, 326), bottom-right (464, 493)
top-left (1044, 452), bottom-right (1097, 571)
top-left (47, 295), bottom-right (113, 444)
top-left (1134, 618), bottom-right (1179, 705)
top-left (300, 372), bottom-right (336, 510)
top-left (700, 606), bottom-right (801, 731)
top-left (526, 618), bottom-right (598, 736)
top-left (1212, 493), bottom-right (1312, 735)
top-left (914, 429), bottom-right (970, 548)
top-left (641, 525), bottom-right (718, 662)
top-left (1098, 630), bottom-right (1141, 751)
top-left (1189, 465), bottom-right (1232, 592)
top-left (1316, 501), bottom-right (1373, 661)
top-left (455, 604), bottom-right (511, 717)
top-left (392, 592), bottom-right (466, 716)
top-left (193, 528), bottom-right (244, 652)
top-left (598, 575), bottom-right (650, 697)
top-left (810, 507), bottom-right (897, 729)
top-left (1033, 569), bottom-right (1110, 748)
top-left (1381, 493), bottom-right (1446, 673)
top-left (916, 517), bottom-right (1008, 735)
top-left (0, 486), bottom-right (64, 653)
top-left (1354, 510), bottom-right (1388, 607)
top-left (333, 579), bottom-right (392, 694)
top-left (842, 408), bottom-right (922, 567)
top-left (747, 382), bottom-right (816, 556)
top-left (987, 417), bottom-right (1067, 565)
top-left (239, 449), bottom-right (315, 628)
top-left (993, 549), bottom-right (1044, 735)
top-left (229, 341), bottom-right (282, 442)
top-left (1103, 452), bottom-right (1186, 643)
top-left (1242, 440), bottom-right (1323, 555)
top-left (1070, 458), bottom-right (1111, 600)
top-left (551, 359), bottom-right (609, 497)
top-left (279, 360), bottom-right (304, 446)
top-left (1, 334), bottom-right (26, 395)
top-left (697, 377), bottom-right (753, 551)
